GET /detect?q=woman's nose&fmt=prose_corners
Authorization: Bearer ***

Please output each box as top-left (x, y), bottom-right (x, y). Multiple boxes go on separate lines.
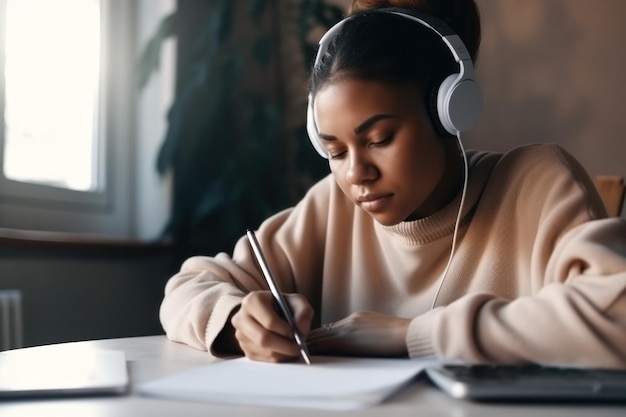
top-left (346, 152), bottom-right (378, 185)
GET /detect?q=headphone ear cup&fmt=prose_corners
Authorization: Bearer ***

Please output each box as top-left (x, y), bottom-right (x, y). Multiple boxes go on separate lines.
top-left (437, 73), bottom-right (483, 135)
top-left (306, 94), bottom-right (329, 158)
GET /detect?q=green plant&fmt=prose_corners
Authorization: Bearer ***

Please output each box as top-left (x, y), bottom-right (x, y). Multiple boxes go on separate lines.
top-left (138, 0), bottom-right (343, 257)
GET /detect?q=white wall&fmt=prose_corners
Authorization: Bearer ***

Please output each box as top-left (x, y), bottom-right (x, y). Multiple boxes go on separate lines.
top-left (134, 0), bottom-right (175, 240)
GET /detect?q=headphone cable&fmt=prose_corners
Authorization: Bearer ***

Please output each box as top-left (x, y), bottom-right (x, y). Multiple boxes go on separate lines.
top-left (430, 131), bottom-right (469, 309)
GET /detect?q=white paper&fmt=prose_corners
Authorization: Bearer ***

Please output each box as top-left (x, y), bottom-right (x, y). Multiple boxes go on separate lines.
top-left (138, 356), bottom-right (440, 410)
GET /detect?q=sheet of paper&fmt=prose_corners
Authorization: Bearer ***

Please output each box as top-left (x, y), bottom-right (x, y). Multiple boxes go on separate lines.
top-left (138, 356), bottom-right (441, 410)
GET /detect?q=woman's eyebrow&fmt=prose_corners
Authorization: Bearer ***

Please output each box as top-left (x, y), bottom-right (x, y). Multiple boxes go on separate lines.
top-left (318, 114), bottom-right (397, 141)
top-left (354, 114), bottom-right (396, 135)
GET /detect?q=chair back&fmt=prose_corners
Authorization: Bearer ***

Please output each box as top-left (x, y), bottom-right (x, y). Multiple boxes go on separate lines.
top-left (595, 175), bottom-right (625, 217)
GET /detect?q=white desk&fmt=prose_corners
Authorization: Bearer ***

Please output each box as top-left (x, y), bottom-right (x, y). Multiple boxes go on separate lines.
top-left (0, 335), bottom-right (624, 417)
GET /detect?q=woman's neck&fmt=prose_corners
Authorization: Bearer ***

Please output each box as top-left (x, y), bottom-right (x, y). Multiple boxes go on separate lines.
top-left (405, 139), bottom-right (464, 221)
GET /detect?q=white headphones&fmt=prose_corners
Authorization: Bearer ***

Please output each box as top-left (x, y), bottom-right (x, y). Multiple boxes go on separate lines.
top-left (306, 9), bottom-right (483, 159)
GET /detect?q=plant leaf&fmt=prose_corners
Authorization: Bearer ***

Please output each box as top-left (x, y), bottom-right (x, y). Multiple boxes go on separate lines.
top-left (252, 34), bottom-right (273, 67)
top-left (193, 0), bottom-right (235, 57)
top-left (314, 1), bottom-right (344, 27)
top-left (137, 12), bottom-right (177, 91)
top-left (247, 0), bottom-right (271, 21)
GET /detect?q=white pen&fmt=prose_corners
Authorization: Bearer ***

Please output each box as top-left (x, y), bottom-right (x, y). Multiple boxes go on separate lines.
top-left (246, 229), bottom-right (312, 365)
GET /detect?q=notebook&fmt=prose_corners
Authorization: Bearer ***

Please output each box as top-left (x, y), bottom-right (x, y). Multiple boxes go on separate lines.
top-left (425, 364), bottom-right (626, 401)
top-left (138, 356), bottom-right (439, 410)
top-left (0, 348), bottom-right (129, 399)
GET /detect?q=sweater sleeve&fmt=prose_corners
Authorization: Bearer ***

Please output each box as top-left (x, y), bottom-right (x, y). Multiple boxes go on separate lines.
top-left (411, 218), bottom-right (626, 367)
top-left (159, 177), bottom-right (332, 355)
top-left (158, 248), bottom-right (260, 354)
top-left (407, 145), bottom-right (626, 367)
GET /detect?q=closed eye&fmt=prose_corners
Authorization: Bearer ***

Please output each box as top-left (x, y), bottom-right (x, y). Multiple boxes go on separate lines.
top-left (370, 135), bottom-right (393, 147)
top-left (329, 135), bottom-right (394, 159)
top-left (329, 150), bottom-right (347, 160)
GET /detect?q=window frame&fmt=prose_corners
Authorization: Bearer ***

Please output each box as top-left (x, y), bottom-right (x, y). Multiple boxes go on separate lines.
top-left (0, 0), bottom-right (136, 236)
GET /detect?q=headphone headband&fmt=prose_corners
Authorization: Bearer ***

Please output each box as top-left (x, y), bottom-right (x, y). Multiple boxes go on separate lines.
top-left (307, 9), bottom-right (483, 158)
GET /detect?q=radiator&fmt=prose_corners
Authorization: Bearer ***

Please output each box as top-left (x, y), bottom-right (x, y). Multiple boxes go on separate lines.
top-left (0, 290), bottom-right (23, 351)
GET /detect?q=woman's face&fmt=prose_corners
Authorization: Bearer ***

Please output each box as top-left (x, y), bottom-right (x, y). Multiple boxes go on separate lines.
top-left (314, 78), bottom-right (450, 226)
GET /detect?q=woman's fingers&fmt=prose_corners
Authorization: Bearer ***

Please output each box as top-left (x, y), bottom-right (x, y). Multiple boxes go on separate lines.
top-left (233, 315), bottom-right (302, 361)
top-left (285, 293), bottom-right (314, 337)
top-left (239, 291), bottom-right (293, 337)
top-left (231, 291), bottom-right (313, 362)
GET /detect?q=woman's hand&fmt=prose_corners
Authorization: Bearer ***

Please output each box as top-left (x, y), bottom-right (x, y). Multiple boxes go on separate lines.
top-left (307, 311), bottom-right (410, 357)
top-left (231, 290), bottom-right (314, 363)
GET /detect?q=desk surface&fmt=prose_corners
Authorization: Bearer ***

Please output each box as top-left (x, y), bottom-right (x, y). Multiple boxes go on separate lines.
top-left (0, 335), bottom-right (624, 417)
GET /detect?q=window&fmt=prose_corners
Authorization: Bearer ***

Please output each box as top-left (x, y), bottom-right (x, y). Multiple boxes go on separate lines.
top-left (0, 0), bottom-right (134, 237)
top-left (0, 0), bottom-right (172, 239)
top-left (3, 0), bottom-right (102, 193)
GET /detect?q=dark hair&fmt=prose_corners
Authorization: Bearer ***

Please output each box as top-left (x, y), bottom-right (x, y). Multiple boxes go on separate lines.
top-left (349, 0), bottom-right (481, 62)
top-left (309, 2), bottom-right (481, 136)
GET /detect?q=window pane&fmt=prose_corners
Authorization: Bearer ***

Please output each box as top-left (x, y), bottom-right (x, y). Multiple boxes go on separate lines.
top-left (3, 0), bottom-right (101, 192)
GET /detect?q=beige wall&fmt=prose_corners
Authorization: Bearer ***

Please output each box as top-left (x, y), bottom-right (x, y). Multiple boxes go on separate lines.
top-left (469, 1), bottom-right (626, 198)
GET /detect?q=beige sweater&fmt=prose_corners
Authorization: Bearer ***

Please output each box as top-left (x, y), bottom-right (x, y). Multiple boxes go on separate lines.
top-left (160, 144), bottom-right (626, 367)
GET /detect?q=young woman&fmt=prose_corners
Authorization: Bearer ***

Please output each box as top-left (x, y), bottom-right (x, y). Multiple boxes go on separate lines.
top-left (159, 0), bottom-right (626, 367)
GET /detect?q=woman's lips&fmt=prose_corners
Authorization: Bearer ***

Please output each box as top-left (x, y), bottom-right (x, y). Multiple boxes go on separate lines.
top-left (357, 193), bottom-right (393, 212)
